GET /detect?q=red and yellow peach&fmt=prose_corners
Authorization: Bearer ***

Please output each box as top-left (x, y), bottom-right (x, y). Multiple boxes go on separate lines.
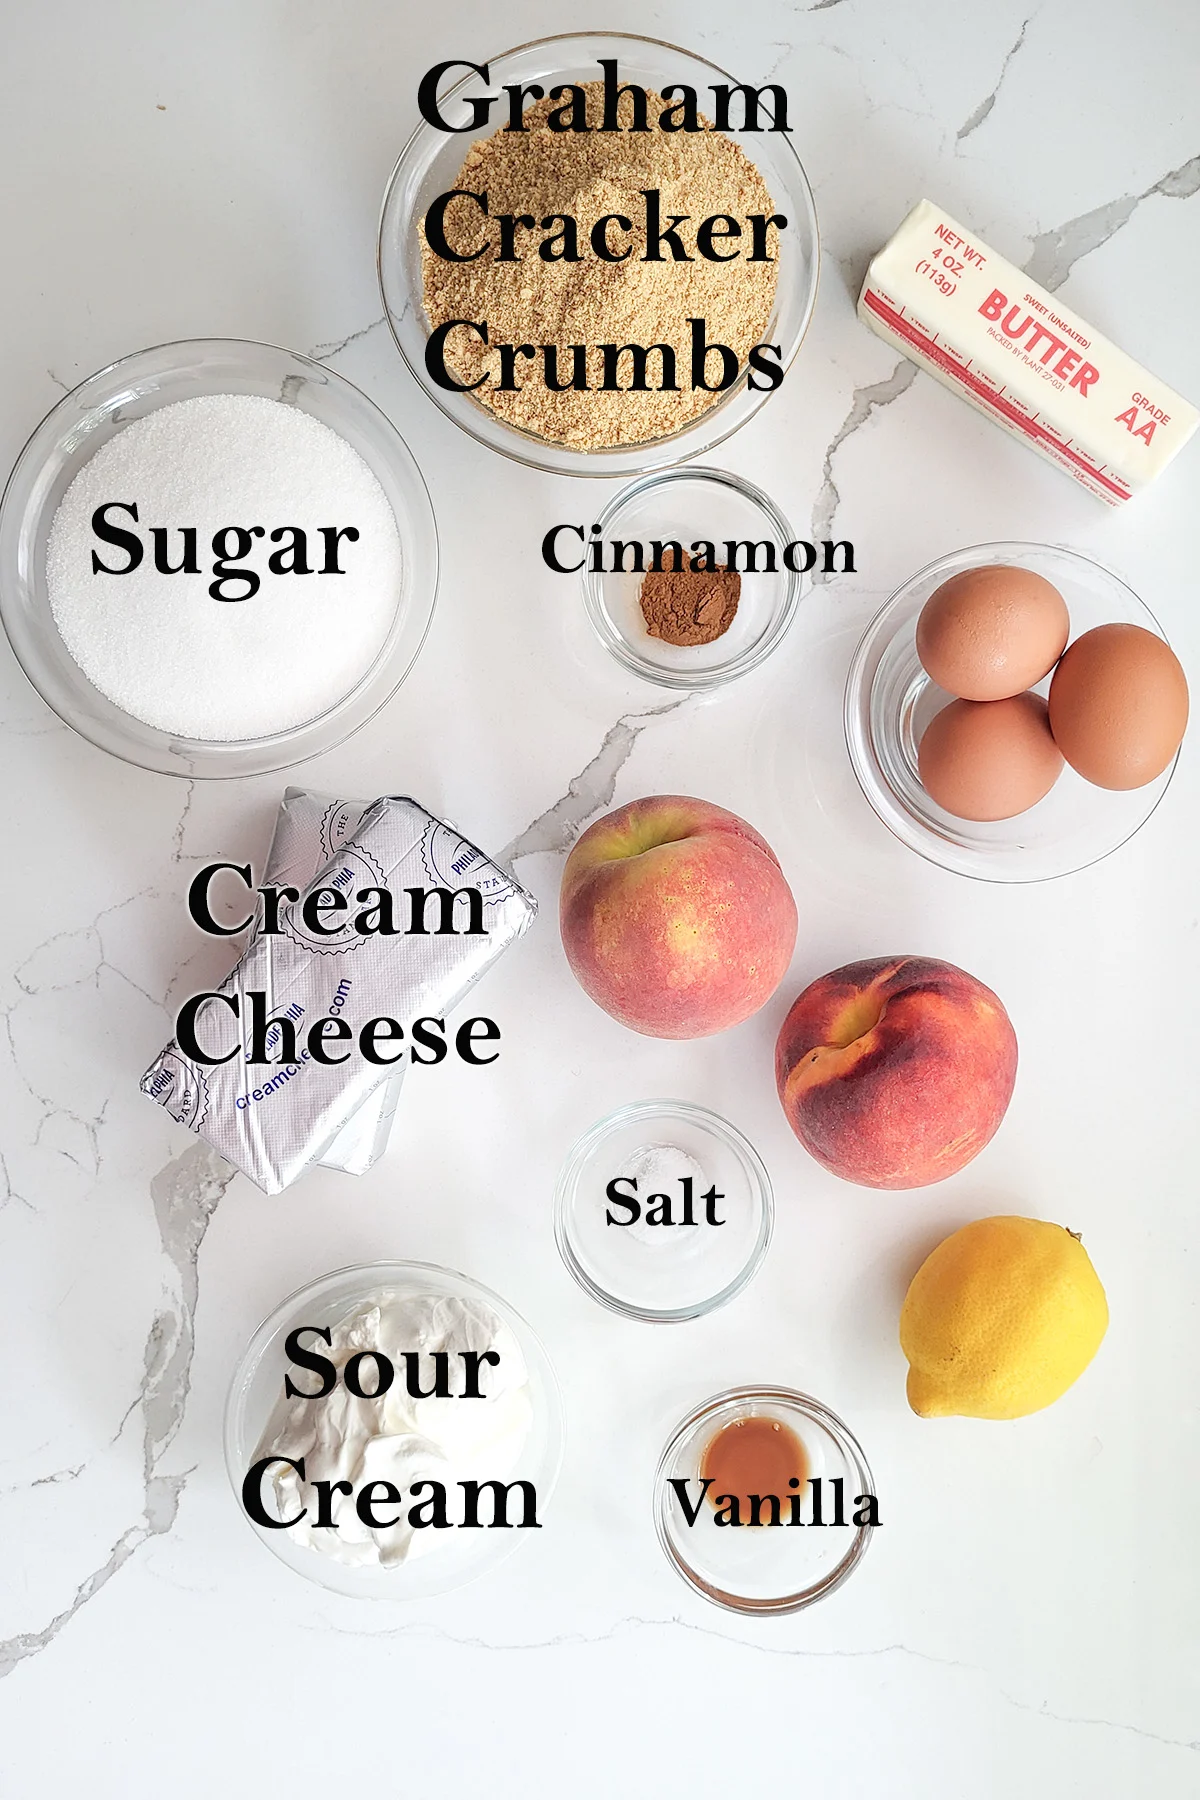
top-left (775, 956), bottom-right (1017, 1188)
top-left (560, 795), bottom-right (798, 1039)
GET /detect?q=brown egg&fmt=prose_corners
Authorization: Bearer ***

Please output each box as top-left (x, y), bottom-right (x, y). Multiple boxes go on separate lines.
top-left (918, 692), bottom-right (1064, 821)
top-left (916, 565), bottom-right (1070, 701)
top-left (1048, 623), bottom-right (1188, 790)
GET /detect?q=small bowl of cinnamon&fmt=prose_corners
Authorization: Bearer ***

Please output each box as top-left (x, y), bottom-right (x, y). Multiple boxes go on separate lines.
top-left (580, 467), bottom-right (803, 689)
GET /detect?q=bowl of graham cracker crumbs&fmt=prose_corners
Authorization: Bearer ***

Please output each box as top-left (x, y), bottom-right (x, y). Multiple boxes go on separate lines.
top-left (581, 467), bottom-right (803, 688)
top-left (378, 33), bottom-right (819, 476)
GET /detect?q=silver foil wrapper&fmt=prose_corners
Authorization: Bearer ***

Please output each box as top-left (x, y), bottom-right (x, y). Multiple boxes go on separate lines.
top-left (141, 795), bottom-right (536, 1194)
top-left (262, 789), bottom-right (401, 1177)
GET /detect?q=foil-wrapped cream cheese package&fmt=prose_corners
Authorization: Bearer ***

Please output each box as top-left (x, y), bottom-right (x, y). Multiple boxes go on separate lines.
top-left (142, 796), bottom-right (536, 1193)
top-left (262, 789), bottom-right (402, 1177)
top-left (858, 198), bottom-right (1199, 504)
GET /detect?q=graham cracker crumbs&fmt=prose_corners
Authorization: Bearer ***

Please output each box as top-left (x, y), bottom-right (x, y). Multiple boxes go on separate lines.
top-left (420, 84), bottom-right (781, 449)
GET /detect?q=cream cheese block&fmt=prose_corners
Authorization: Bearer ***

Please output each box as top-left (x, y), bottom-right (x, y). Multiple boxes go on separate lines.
top-left (858, 198), bottom-right (1198, 504)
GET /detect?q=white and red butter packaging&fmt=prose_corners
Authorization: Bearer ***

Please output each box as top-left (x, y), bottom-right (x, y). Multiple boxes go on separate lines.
top-left (858, 198), bottom-right (1198, 504)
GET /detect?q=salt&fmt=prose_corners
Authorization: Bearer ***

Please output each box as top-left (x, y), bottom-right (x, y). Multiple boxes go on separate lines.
top-left (614, 1142), bottom-right (708, 1248)
top-left (46, 393), bottom-right (403, 740)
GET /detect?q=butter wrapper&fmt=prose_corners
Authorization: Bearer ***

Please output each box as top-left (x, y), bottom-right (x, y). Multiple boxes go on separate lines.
top-left (859, 198), bottom-right (1198, 503)
top-left (262, 788), bottom-right (401, 1177)
top-left (141, 796), bottom-right (536, 1194)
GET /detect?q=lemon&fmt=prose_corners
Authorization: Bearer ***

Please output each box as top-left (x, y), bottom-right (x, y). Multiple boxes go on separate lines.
top-left (900, 1215), bottom-right (1108, 1420)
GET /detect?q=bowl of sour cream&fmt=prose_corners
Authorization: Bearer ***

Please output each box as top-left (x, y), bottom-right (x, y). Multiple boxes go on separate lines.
top-left (224, 1261), bottom-right (564, 1599)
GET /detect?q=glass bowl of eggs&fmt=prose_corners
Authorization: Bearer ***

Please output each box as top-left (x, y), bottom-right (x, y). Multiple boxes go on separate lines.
top-left (844, 541), bottom-right (1188, 882)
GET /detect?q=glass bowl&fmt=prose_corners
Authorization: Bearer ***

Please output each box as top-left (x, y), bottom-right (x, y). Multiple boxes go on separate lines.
top-left (0, 339), bottom-right (439, 778)
top-left (378, 32), bottom-right (819, 477)
top-left (844, 541), bottom-right (1180, 882)
top-left (224, 1261), bottom-right (564, 1600)
top-left (654, 1385), bottom-right (875, 1614)
top-left (555, 1100), bottom-right (773, 1322)
top-left (580, 468), bottom-right (803, 688)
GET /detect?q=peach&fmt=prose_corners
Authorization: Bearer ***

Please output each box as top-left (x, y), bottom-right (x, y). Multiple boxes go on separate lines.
top-left (775, 956), bottom-right (1017, 1189)
top-left (560, 795), bottom-right (797, 1039)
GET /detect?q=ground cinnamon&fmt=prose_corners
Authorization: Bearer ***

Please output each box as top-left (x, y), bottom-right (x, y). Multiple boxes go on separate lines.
top-left (639, 551), bottom-right (740, 646)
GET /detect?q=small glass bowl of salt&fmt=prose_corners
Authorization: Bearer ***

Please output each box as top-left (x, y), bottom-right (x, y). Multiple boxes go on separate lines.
top-left (554, 1100), bottom-right (773, 1322)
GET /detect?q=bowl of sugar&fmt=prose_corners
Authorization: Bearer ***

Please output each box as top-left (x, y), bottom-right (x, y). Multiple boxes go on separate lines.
top-left (0, 339), bottom-right (439, 777)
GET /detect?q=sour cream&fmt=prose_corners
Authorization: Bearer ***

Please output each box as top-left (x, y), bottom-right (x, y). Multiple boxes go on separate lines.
top-left (252, 1290), bottom-right (533, 1569)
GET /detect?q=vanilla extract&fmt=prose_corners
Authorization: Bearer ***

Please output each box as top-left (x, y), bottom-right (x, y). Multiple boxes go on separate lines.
top-left (670, 1472), bottom-right (880, 1529)
top-left (670, 1415), bottom-right (880, 1528)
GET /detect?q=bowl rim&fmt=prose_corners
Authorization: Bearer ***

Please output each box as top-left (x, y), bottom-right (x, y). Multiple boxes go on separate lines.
top-left (580, 464), bottom-right (804, 688)
top-left (0, 336), bottom-right (440, 779)
top-left (653, 1383), bottom-right (875, 1614)
top-left (223, 1258), bottom-right (566, 1599)
top-left (376, 29), bottom-right (821, 477)
top-left (843, 537), bottom-right (1180, 885)
top-left (554, 1098), bottom-right (775, 1322)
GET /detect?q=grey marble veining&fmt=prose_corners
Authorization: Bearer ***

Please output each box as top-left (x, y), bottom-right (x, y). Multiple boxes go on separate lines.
top-left (0, 1), bottom-right (1198, 1792)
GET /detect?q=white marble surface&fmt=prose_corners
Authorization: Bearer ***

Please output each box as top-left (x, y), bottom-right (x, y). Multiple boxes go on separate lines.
top-left (1, 1), bottom-right (1198, 1793)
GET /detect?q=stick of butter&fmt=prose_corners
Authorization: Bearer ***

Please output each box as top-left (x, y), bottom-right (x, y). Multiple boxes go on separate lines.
top-left (858, 198), bottom-right (1198, 504)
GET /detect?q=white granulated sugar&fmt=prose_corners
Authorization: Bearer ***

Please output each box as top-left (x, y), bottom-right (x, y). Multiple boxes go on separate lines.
top-left (46, 393), bottom-right (403, 740)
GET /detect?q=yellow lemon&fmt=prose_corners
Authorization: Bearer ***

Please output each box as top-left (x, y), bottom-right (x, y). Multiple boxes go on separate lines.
top-left (900, 1216), bottom-right (1108, 1420)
